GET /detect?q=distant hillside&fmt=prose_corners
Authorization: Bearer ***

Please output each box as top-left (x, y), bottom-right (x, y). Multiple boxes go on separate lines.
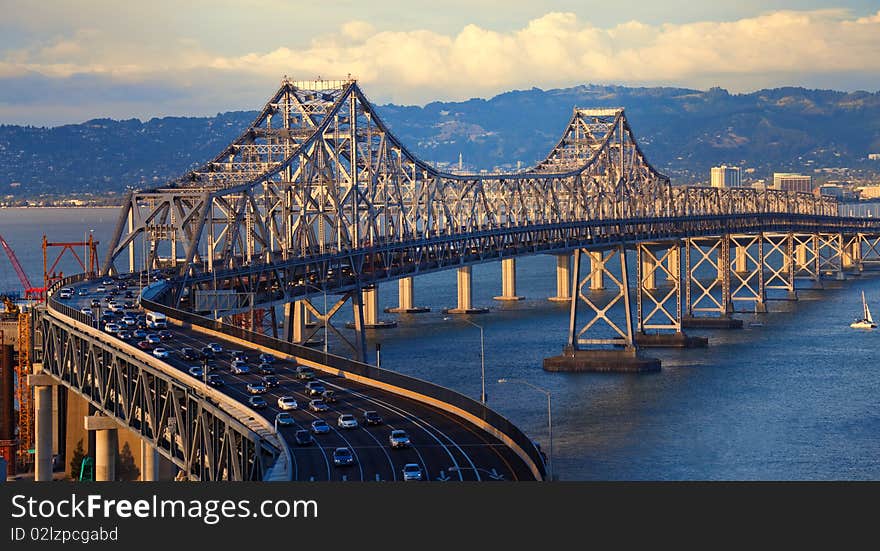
top-left (2, 84), bottom-right (880, 199)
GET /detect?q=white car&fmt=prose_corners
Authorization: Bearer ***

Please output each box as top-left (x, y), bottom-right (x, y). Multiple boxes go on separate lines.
top-left (208, 342), bottom-right (223, 353)
top-left (389, 430), bottom-right (411, 449)
top-left (277, 396), bottom-right (298, 410)
top-left (108, 302), bottom-right (124, 313)
top-left (402, 463), bottom-right (423, 481)
top-left (231, 361), bottom-right (250, 375)
top-left (95, 285), bottom-right (107, 292)
top-left (104, 323), bottom-right (121, 334)
top-left (187, 366), bottom-right (204, 378)
top-left (246, 383), bottom-right (267, 394)
top-left (152, 347), bottom-right (170, 358)
top-left (80, 307), bottom-right (92, 316)
top-left (337, 413), bottom-right (358, 429)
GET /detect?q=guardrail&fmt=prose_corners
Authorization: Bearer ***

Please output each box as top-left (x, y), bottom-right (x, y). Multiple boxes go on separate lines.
top-left (141, 282), bottom-right (548, 480)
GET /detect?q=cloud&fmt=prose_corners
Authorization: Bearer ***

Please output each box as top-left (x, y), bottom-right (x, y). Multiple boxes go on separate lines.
top-left (1, 8), bottom-right (879, 124)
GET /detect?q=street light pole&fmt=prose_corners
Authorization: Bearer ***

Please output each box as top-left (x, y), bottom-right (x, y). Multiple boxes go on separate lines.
top-left (498, 378), bottom-right (552, 481)
top-left (461, 319), bottom-right (486, 404)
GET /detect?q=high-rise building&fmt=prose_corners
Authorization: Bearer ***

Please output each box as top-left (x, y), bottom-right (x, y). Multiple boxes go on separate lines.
top-left (710, 165), bottom-right (742, 188)
top-left (773, 173), bottom-right (813, 193)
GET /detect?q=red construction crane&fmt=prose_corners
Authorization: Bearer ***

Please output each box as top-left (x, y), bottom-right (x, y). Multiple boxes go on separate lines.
top-left (0, 233), bottom-right (43, 300)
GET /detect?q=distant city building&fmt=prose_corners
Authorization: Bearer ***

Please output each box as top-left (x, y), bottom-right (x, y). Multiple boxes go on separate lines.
top-left (710, 165), bottom-right (742, 188)
top-left (773, 173), bottom-right (813, 193)
top-left (868, 153), bottom-right (880, 161)
top-left (818, 183), bottom-right (846, 200)
top-left (751, 180), bottom-right (767, 191)
top-left (858, 185), bottom-right (880, 200)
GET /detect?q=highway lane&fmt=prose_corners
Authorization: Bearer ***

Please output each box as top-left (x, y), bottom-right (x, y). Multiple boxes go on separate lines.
top-left (59, 275), bottom-right (537, 482)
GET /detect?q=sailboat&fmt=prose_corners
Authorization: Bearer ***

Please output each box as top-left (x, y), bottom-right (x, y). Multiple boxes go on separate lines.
top-left (850, 291), bottom-right (877, 329)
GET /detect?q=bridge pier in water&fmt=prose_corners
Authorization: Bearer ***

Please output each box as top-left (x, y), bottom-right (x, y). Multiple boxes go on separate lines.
top-left (681, 236), bottom-right (743, 329)
top-left (444, 266), bottom-right (489, 314)
top-left (548, 254), bottom-right (572, 302)
top-left (140, 440), bottom-right (159, 481)
top-left (359, 286), bottom-right (397, 328)
top-left (543, 246), bottom-right (660, 372)
top-left (84, 415), bottom-right (118, 481)
top-left (495, 258), bottom-right (524, 301)
top-left (385, 277), bottom-right (430, 313)
top-left (29, 373), bottom-right (57, 482)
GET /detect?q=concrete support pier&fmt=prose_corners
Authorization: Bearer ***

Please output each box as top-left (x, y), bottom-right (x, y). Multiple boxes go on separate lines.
top-left (494, 258), bottom-right (524, 301)
top-left (640, 254), bottom-right (657, 290)
top-left (634, 331), bottom-right (708, 348)
top-left (140, 440), bottom-right (159, 482)
top-left (543, 347), bottom-right (660, 373)
top-left (548, 254), bottom-right (572, 302)
top-left (29, 373), bottom-right (57, 482)
top-left (85, 416), bottom-right (118, 481)
top-left (385, 277), bottom-right (430, 313)
top-left (444, 266), bottom-right (489, 314)
top-left (347, 286), bottom-right (397, 328)
top-left (681, 316), bottom-right (744, 329)
top-left (735, 245), bottom-right (749, 273)
top-left (589, 251), bottom-right (605, 290)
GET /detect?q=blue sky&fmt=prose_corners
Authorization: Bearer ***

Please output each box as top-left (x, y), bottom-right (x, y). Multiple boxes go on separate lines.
top-left (1, 1), bottom-right (879, 125)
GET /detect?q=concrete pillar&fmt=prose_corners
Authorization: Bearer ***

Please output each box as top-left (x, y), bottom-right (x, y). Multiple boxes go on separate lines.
top-left (795, 243), bottom-right (808, 269)
top-left (588, 251), bottom-right (605, 290)
top-left (445, 266), bottom-right (488, 314)
top-left (362, 286), bottom-right (378, 326)
top-left (667, 246), bottom-right (680, 283)
top-left (84, 416), bottom-right (118, 482)
top-left (34, 385), bottom-right (53, 482)
top-left (140, 440), bottom-right (159, 481)
top-left (549, 254), bottom-right (572, 302)
top-left (385, 277), bottom-right (430, 313)
top-left (495, 258), bottom-right (524, 301)
top-left (735, 245), bottom-right (748, 273)
top-left (641, 254), bottom-right (657, 290)
top-left (283, 301), bottom-right (308, 343)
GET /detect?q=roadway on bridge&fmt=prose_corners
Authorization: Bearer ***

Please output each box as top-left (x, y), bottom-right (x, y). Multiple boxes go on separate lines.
top-left (60, 276), bottom-right (535, 482)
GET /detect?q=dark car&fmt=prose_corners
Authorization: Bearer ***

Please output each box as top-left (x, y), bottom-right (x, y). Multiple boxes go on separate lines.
top-left (262, 375), bottom-right (279, 389)
top-left (206, 374), bottom-right (225, 387)
top-left (179, 347), bottom-right (199, 361)
top-left (257, 362), bottom-right (275, 375)
top-left (124, 290), bottom-right (134, 298)
top-left (296, 366), bottom-right (315, 381)
top-left (158, 330), bottom-right (174, 340)
top-left (363, 410), bottom-right (383, 426)
top-left (200, 347), bottom-right (215, 360)
top-left (310, 419), bottom-right (330, 435)
top-left (293, 430), bottom-right (313, 446)
top-left (247, 396), bottom-right (267, 409)
top-left (90, 298), bottom-right (101, 307)
top-left (321, 390), bottom-right (337, 403)
top-left (133, 329), bottom-right (148, 340)
top-left (305, 382), bottom-right (325, 396)
top-left (137, 340), bottom-right (153, 350)
top-left (259, 353), bottom-right (276, 364)
top-left (332, 447), bottom-right (354, 466)
top-left (117, 330), bottom-right (133, 340)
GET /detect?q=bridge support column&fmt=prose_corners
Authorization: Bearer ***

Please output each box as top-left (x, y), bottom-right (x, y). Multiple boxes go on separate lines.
top-left (549, 254), bottom-right (572, 302)
top-left (634, 243), bottom-right (706, 348)
top-left (818, 233), bottom-right (845, 280)
top-left (29, 374), bottom-right (57, 482)
top-left (842, 235), bottom-right (861, 273)
top-left (763, 233), bottom-right (798, 301)
top-left (495, 258), bottom-right (524, 301)
top-left (85, 416), bottom-right (118, 482)
top-left (544, 246), bottom-right (660, 372)
top-left (140, 440), bottom-right (159, 482)
top-left (283, 301), bottom-right (307, 343)
top-left (444, 266), bottom-right (489, 314)
top-left (682, 237), bottom-right (743, 329)
top-left (793, 234), bottom-right (822, 289)
top-left (357, 286), bottom-right (396, 328)
top-left (385, 277), bottom-right (430, 313)
top-left (588, 251), bottom-right (605, 290)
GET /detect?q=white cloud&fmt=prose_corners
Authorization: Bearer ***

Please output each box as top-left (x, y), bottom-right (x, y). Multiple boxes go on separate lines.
top-left (1, 8), bottom-right (879, 123)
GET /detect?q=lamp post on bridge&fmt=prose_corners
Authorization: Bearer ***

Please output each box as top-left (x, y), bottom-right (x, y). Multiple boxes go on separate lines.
top-left (498, 378), bottom-right (552, 482)
top-left (444, 317), bottom-right (486, 404)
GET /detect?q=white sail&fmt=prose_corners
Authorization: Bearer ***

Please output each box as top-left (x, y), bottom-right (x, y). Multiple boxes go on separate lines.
top-left (865, 293), bottom-right (874, 324)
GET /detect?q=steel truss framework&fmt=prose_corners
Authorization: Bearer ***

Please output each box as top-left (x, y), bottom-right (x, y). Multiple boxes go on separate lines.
top-left (35, 302), bottom-right (281, 480)
top-left (95, 79), bottom-right (880, 361)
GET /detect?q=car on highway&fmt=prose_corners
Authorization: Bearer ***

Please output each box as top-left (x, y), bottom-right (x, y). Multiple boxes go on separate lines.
top-left (321, 390), bottom-right (337, 403)
top-left (137, 340), bottom-right (154, 350)
top-left (90, 298), bottom-right (101, 307)
top-left (295, 366), bottom-right (315, 381)
top-left (305, 381), bottom-right (325, 396)
top-left (389, 430), bottom-right (411, 449)
top-left (95, 285), bottom-right (107, 293)
top-left (277, 396), bottom-right (298, 410)
top-left (179, 347), bottom-right (199, 361)
top-left (310, 419), bottom-right (330, 435)
top-left (262, 375), bottom-right (279, 388)
top-left (187, 366), bottom-right (204, 378)
top-left (108, 302), bottom-right (124, 313)
top-left (337, 413), bottom-right (358, 430)
top-left (104, 322), bottom-right (121, 334)
top-left (80, 307), bottom-right (92, 316)
top-left (402, 463), bottom-right (423, 481)
top-left (257, 362), bottom-right (275, 375)
top-left (363, 410), bottom-right (383, 426)
top-left (275, 412), bottom-right (295, 427)
top-left (231, 361), bottom-right (250, 375)
top-left (259, 353), bottom-right (276, 364)
top-left (247, 396), bottom-right (267, 409)
top-left (230, 350), bottom-right (247, 361)
top-left (200, 346), bottom-right (214, 360)
top-left (145, 333), bottom-right (161, 345)
top-left (207, 342), bottom-right (223, 353)
top-left (152, 347), bottom-right (170, 359)
top-left (308, 399), bottom-right (329, 413)
top-left (293, 430), bottom-right (313, 446)
top-left (124, 290), bottom-right (134, 299)
top-left (133, 329), bottom-right (148, 340)
top-left (117, 330), bottom-right (133, 340)
top-left (246, 383), bottom-right (267, 394)
top-left (332, 447), bottom-right (354, 466)
top-left (121, 315), bottom-right (137, 327)
top-left (158, 330), bottom-right (174, 340)
top-left (206, 374), bottom-right (225, 387)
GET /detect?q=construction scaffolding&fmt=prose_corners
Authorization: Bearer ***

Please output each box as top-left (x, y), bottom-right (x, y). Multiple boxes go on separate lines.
top-left (16, 311), bottom-right (32, 469)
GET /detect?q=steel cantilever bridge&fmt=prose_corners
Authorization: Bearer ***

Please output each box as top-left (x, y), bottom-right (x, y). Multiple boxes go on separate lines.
top-left (33, 77), bottom-right (880, 480)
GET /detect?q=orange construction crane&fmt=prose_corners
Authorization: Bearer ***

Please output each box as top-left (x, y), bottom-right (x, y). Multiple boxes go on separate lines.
top-left (42, 234), bottom-right (99, 292)
top-left (0, 234), bottom-right (43, 300)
